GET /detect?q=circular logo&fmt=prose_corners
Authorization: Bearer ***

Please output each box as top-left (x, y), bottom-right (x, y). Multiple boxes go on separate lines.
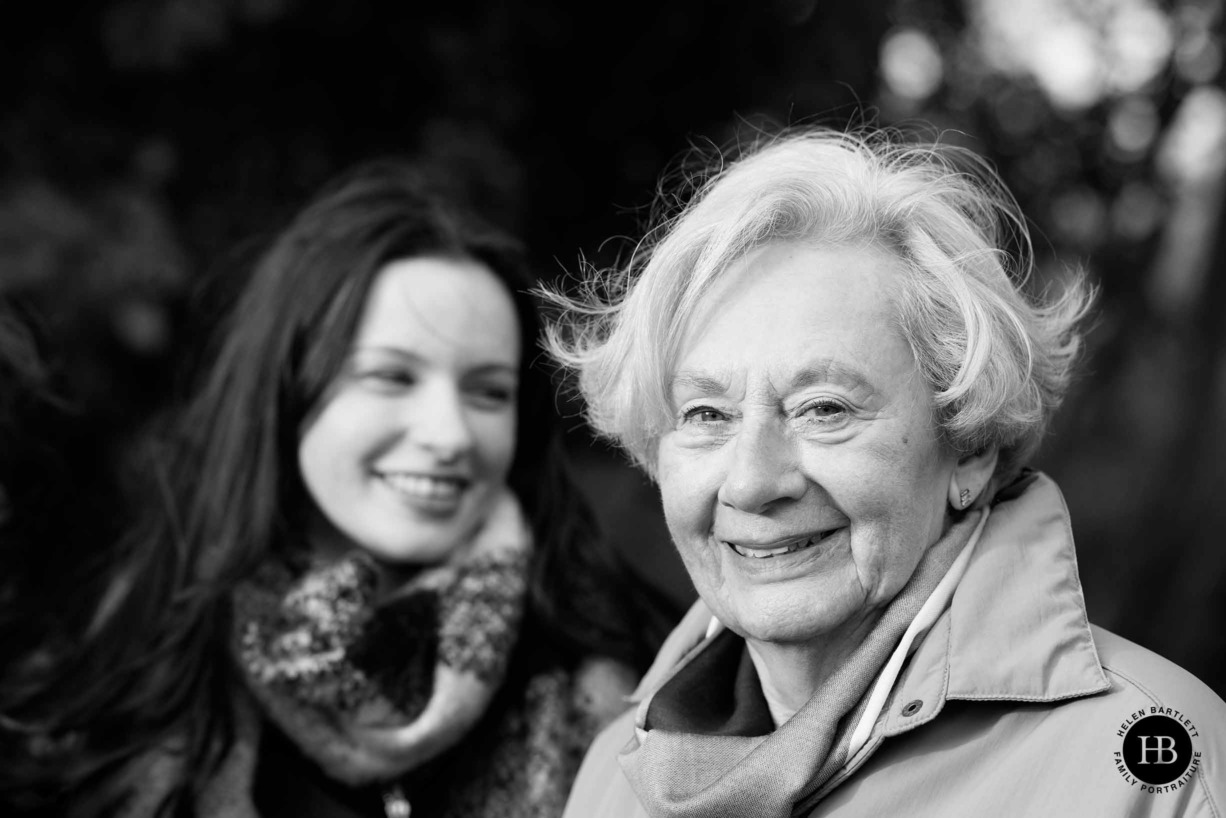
top-left (1121, 716), bottom-right (1194, 785)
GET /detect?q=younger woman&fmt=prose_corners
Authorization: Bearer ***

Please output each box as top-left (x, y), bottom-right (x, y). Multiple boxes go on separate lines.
top-left (31, 161), bottom-right (654, 817)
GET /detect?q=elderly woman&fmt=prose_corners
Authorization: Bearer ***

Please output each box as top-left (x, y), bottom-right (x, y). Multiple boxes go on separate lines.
top-left (544, 129), bottom-right (1226, 817)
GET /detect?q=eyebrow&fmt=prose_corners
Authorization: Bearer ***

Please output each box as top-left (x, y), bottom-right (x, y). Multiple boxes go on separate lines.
top-left (669, 371), bottom-right (731, 396)
top-left (352, 345), bottom-right (424, 362)
top-left (669, 360), bottom-right (877, 396)
top-left (788, 361), bottom-right (876, 394)
top-left (351, 345), bottom-right (518, 374)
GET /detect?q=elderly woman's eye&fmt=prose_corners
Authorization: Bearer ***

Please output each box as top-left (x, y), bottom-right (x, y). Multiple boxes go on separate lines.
top-left (682, 406), bottom-right (727, 424)
top-left (799, 400), bottom-right (847, 420)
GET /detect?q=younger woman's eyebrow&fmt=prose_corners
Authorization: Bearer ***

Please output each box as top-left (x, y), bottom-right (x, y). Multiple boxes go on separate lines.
top-left (465, 362), bottom-right (519, 377)
top-left (351, 344), bottom-right (423, 360)
top-left (351, 345), bottom-right (518, 374)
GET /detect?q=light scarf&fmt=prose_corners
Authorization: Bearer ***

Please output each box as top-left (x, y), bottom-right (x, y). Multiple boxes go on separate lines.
top-left (620, 511), bottom-right (983, 818)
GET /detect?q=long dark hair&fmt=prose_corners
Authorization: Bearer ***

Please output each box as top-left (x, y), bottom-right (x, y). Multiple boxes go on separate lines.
top-left (8, 161), bottom-right (642, 815)
top-left (0, 302), bottom-right (147, 815)
top-left (177, 159), bottom-right (626, 646)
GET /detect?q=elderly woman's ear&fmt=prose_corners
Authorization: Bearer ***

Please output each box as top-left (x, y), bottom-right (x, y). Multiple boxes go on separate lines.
top-left (948, 447), bottom-right (999, 511)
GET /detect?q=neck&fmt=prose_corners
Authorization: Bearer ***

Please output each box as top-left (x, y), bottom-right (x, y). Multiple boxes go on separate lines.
top-left (301, 513), bottom-right (418, 600)
top-left (303, 508), bottom-right (354, 560)
top-left (744, 611), bottom-right (881, 725)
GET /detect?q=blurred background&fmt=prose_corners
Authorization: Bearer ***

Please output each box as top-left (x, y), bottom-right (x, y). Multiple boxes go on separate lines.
top-left (2, 0), bottom-right (1224, 694)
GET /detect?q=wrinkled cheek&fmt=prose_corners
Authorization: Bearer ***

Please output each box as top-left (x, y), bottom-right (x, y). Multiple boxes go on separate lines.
top-left (852, 530), bottom-right (926, 609)
top-left (672, 530), bottom-right (721, 584)
top-left (658, 485), bottom-right (696, 557)
top-left (655, 450), bottom-right (688, 538)
top-left (845, 517), bottom-right (898, 606)
top-left (658, 464), bottom-right (723, 590)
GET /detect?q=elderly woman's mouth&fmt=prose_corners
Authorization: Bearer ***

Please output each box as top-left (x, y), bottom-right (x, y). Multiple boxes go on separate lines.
top-left (722, 528), bottom-right (841, 559)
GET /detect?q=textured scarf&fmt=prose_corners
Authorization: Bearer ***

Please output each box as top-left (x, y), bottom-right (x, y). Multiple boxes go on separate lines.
top-left (232, 541), bottom-right (530, 789)
top-left (620, 512), bottom-right (982, 818)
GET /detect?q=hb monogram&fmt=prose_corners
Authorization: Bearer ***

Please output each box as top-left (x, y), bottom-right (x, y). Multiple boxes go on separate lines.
top-left (1136, 735), bottom-right (1179, 765)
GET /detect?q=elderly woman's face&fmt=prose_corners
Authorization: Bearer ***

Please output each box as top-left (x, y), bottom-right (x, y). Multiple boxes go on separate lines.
top-left (656, 242), bottom-right (956, 647)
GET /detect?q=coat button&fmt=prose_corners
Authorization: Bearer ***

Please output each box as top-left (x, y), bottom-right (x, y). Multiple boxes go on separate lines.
top-left (901, 699), bottom-right (923, 717)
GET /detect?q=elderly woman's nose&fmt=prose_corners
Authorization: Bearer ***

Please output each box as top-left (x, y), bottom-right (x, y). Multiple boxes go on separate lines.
top-left (409, 381), bottom-right (474, 461)
top-left (717, 419), bottom-right (807, 513)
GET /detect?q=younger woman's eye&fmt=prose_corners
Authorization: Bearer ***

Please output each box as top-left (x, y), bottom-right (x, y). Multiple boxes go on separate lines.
top-left (358, 367), bottom-right (415, 387)
top-left (466, 383), bottom-right (517, 410)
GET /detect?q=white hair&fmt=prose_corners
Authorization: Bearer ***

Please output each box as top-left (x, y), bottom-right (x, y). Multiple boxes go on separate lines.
top-left (541, 128), bottom-right (1093, 482)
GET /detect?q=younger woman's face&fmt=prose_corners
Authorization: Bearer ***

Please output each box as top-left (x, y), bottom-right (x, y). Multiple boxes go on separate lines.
top-left (298, 255), bottom-right (521, 565)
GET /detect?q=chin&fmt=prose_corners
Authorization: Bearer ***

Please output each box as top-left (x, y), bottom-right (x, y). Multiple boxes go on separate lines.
top-left (364, 535), bottom-right (457, 567)
top-left (715, 577), bottom-right (856, 643)
top-left (739, 619), bottom-right (840, 647)
top-left (722, 603), bottom-right (850, 647)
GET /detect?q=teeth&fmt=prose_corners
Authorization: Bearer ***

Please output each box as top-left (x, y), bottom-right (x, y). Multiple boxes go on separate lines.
top-left (381, 473), bottom-right (466, 500)
top-left (727, 531), bottom-right (833, 559)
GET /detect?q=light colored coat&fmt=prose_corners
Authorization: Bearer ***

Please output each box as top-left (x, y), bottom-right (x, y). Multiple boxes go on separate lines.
top-left (564, 474), bottom-right (1226, 817)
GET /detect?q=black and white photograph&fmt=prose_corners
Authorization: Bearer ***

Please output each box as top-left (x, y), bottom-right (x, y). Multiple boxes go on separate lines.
top-left (2, 1), bottom-right (1224, 815)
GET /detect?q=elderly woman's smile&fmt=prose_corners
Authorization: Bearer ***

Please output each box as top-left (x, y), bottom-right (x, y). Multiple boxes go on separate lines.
top-left (656, 241), bottom-right (957, 649)
top-left (719, 526), bottom-right (839, 559)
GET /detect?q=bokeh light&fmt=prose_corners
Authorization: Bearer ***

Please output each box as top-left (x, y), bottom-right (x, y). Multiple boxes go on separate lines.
top-left (970, 0), bottom-right (1176, 110)
top-left (1106, 95), bottom-right (1161, 160)
top-left (880, 27), bottom-right (945, 101)
top-left (1158, 83), bottom-right (1226, 184)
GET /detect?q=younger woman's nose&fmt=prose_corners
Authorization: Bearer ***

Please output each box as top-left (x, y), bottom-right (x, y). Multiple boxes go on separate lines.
top-left (408, 381), bottom-right (474, 462)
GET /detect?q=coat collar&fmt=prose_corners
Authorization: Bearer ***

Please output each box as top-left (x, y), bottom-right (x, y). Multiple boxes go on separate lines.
top-left (881, 472), bottom-right (1110, 736)
top-left (633, 472), bottom-right (1110, 728)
